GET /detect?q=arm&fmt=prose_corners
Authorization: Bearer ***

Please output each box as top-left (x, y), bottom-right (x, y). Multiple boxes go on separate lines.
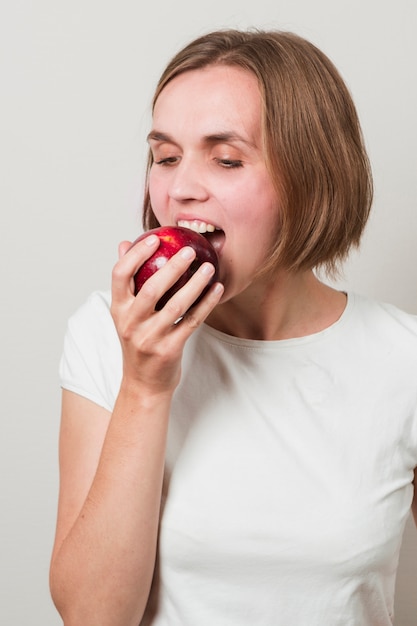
top-left (49, 236), bottom-right (223, 626)
top-left (413, 468), bottom-right (417, 526)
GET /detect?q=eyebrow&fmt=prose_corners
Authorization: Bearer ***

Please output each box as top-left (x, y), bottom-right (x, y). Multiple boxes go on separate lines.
top-left (146, 130), bottom-right (254, 147)
top-left (146, 131), bottom-right (173, 143)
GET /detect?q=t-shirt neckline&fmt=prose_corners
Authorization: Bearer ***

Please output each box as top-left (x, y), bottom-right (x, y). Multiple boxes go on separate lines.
top-left (200, 291), bottom-right (354, 349)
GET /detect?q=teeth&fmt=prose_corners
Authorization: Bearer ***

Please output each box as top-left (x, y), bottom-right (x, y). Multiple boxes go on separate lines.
top-left (177, 219), bottom-right (217, 234)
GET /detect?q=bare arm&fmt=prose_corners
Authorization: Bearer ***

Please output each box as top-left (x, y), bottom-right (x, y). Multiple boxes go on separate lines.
top-left (49, 235), bottom-right (223, 626)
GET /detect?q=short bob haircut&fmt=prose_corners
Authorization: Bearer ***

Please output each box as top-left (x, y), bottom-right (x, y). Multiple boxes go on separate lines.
top-left (142, 29), bottom-right (373, 276)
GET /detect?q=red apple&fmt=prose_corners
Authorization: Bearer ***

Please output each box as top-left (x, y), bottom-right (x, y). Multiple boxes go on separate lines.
top-left (130, 226), bottom-right (219, 310)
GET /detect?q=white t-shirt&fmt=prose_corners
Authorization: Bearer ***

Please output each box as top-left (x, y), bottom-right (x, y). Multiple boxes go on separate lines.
top-left (60, 291), bottom-right (417, 625)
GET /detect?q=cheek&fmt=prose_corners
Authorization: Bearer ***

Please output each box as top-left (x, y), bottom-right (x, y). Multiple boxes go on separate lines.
top-left (148, 168), bottom-right (161, 199)
top-left (234, 194), bottom-right (279, 236)
top-left (148, 169), bottom-right (168, 220)
top-left (237, 199), bottom-right (280, 261)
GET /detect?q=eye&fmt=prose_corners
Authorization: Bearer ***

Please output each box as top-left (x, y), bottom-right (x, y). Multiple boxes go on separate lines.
top-left (216, 158), bottom-right (243, 168)
top-left (154, 156), bottom-right (179, 166)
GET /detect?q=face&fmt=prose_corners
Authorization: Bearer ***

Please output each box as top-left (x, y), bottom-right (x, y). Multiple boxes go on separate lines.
top-left (147, 64), bottom-right (280, 300)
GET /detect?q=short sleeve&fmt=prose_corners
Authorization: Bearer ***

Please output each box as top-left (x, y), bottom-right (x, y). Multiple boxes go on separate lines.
top-left (59, 291), bottom-right (122, 412)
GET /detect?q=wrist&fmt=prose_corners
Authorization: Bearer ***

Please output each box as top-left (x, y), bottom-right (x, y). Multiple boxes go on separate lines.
top-left (118, 376), bottom-right (175, 411)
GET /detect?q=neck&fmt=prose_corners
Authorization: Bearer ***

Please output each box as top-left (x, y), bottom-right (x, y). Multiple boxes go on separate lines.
top-left (206, 270), bottom-right (347, 341)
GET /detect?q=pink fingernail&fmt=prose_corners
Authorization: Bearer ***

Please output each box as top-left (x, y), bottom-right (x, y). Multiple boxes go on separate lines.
top-left (200, 263), bottom-right (215, 276)
top-left (145, 234), bottom-right (159, 246)
top-left (180, 247), bottom-right (195, 260)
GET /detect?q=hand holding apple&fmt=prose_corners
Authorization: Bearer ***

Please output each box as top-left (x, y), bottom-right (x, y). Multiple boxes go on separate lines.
top-left (130, 226), bottom-right (219, 310)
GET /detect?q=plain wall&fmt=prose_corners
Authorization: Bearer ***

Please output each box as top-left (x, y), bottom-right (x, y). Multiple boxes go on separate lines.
top-left (1, 0), bottom-right (416, 623)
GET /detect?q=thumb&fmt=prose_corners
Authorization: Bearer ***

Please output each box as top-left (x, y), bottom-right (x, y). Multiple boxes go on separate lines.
top-left (117, 240), bottom-right (133, 259)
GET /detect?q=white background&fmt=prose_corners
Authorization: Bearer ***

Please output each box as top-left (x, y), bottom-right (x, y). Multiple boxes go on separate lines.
top-left (1, 0), bottom-right (416, 623)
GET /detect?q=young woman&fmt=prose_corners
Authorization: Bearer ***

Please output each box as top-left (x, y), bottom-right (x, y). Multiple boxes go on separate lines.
top-left (50, 29), bottom-right (417, 626)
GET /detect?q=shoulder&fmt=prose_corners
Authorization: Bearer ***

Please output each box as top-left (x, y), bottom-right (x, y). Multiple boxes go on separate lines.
top-left (60, 291), bottom-right (121, 411)
top-left (67, 290), bottom-right (113, 328)
top-left (351, 292), bottom-right (417, 337)
top-left (65, 290), bottom-right (119, 351)
top-left (347, 293), bottom-right (417, 365)
top-left (65, 290), bottom-right (119, 360)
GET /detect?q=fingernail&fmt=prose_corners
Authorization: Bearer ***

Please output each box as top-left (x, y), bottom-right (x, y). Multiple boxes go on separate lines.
top-left (145, 234), bottom-right (159, 246)
top-left (180, 246), bottom-right (195, 260)
top-left (200, 262), bottom-right (215, 276)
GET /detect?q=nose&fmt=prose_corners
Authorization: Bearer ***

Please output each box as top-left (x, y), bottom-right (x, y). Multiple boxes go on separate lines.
top-left (168, 158), bottom-right (209, 203)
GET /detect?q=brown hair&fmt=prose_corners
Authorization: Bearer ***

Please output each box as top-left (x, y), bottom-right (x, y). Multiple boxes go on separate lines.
top-left (142, 29), bottom-right (373, 276)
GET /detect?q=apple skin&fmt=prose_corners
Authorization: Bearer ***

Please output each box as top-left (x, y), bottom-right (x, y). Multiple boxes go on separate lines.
top-left (131, 226), bottom-right (219, 310)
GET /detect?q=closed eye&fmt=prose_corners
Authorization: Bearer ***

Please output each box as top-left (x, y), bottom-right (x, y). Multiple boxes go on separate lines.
top-left (217, 158), bottom-right (243, 168)
top-left (154, 156), bottom-right (179, 166)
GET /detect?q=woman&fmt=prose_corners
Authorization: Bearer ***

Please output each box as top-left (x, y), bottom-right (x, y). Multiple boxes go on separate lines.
top-left (50, 29), bottom-right (417, 625)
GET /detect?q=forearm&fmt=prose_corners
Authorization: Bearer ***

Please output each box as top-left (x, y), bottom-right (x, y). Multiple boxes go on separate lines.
top-left (50, 383), bottom-right (172, 626)
top-left (50, 236), bottom-right (223, 624)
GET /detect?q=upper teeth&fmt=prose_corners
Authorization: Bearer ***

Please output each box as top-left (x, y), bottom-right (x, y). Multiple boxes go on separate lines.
top-left (177, 219), bottom-right (216, 234)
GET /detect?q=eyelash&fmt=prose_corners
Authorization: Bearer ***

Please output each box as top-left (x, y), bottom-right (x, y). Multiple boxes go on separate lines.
top-left (216, 158), bottom-right (243, 168)
top-left (154, 157), bottom-right (243, 168)
top-left (154, 157), bottom-right (178, 166)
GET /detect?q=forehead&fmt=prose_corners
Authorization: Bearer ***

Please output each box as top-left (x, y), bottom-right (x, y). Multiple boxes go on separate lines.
top-left (152, 65), bottom-right (262, 140)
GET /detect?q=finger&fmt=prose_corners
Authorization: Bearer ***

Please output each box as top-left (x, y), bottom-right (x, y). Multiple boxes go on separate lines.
top-left (157, 260), bottom-right (222, 325)
top-left (131, 246), bottom-right (198, 316)
top-left (174, 280), bottom-right (224, 336)
top-left (118, 240), bottom-right (133, 259)
top-left (112, 234), bottom-right (160, 303)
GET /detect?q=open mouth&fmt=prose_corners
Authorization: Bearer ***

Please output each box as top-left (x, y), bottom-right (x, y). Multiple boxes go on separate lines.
top-left (177, 219), bottom-right (225, 254)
